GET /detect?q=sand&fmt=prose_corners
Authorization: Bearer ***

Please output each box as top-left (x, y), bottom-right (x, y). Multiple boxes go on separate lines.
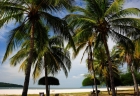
top-left (0, 86), bottom-right (134, 95)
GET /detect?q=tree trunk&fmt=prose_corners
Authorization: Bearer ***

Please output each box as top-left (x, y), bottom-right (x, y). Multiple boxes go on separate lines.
top-left (22, 24), bottom-right (34, 96)
top-left (103, 36), bottom-right (116, 96)
top-left (49, 85), bottom-right (50, 95)
top-left (106, 80), bottom-right (110, 95)
top-left (130, 65), bottom-right (139, 96)
top-left (89, 42), bottom-right (98, 96)
top-left (92, 65), bottom-right (98, 96)
top-left (92, 85), bottom-right (94, 91)
top-left (116, 87), bottom-right (117, 94)
top-left (44, 55), bottom-right (49, 96)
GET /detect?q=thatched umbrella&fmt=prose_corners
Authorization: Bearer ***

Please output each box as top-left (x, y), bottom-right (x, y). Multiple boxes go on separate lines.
top-left (38, 76), bottom-right (60, 85)
top-left (38, 76), bottom-right (60, 95)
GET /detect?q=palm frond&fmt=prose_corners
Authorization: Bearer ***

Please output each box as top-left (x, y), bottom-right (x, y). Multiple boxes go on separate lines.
top-left (32, 58), bottom-right (43, 83)
top-left (110, 8), bottom-right (140, 20)
top-left (70, 6), bottom-right (91, 16)
top-left (111, 18), bottom-right (140, 27)
top-left (73, 42), bottom-right (87, 59)
top-left (10, 48), bottom-right (29, 66)
top-left (105, 0), bottom-right (125, 17)
top-left (19, 59), bottom-right (27, 73)
top-left (2, 23), bottom-right (30, 63)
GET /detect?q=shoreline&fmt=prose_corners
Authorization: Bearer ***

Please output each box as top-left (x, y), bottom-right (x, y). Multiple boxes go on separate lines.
top-left (0, 86), bottom-right (134, 95)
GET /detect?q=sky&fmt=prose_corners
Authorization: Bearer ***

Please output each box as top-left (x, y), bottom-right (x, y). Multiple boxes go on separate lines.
top-left (0, 0), bottom-right (140, 89)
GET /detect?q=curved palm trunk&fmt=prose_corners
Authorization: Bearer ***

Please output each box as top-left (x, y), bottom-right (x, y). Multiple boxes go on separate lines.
top-left (22, 24), bottom-right (35, 96)
top-left (102, 37), bottom-right (116, 96)
top-left (89, 43), bottom-right (98, 96)
top-left (92, 66), bottom-right (98, 96)
top-left (130, 65), bottom-right (139, 96)
top-left (106, 84), bottom-right (110, 95)
top-left (44, 55), bottom-right (49, 96)
top-left (106, 78), bottom-right (110, 95)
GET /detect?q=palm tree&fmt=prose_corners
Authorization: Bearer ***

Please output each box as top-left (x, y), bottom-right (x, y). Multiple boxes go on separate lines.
top-left (93, 45), bottom-right (120, 95)
top-left (0, 0), bottom-right (75, 96)
top-left (132, 40), bottom-right (140, 71)
top-left (65, 0), bottom-right (140, 95)
top-left (43, 36), bottom-right (71, 96)
top-left (69, 27), bottom-right (99, 95)
top-left (9, 32), bottom-right (71, 96)
top-left (114, 42), bottom-right (140, 95)
top-left (93, 45), bottom-right (110, 94)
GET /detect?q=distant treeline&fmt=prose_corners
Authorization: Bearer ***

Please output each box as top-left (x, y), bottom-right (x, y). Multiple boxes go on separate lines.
top-left (0, 82), bottom-right (23, 87)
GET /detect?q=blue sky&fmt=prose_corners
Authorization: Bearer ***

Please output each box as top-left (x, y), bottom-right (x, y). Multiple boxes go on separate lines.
top-left (0, 0), bottom-right (140, 88)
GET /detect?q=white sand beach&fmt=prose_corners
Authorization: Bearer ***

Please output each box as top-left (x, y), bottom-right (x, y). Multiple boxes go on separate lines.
top-left (0, 86), bottom-right (134, 95)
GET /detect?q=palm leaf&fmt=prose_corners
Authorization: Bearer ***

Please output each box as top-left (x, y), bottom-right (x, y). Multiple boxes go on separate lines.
top-left (105, 0), bottom-right (125, 17)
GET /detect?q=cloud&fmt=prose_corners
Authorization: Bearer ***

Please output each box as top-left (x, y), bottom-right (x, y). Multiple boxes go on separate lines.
top-left (0, 61), bottom-right (25, 85)
top-left (0, 26), bottom-right (9, 41)
top-left (72, 76), bottom-right (79, 79)
top-left (72, 74), bottom-right (85, 79)
top-left (0, 59), bottom-right (45, 87)
top-left (80, 74), bottom-right (85, 76)
top-left (75, 0), bottom-right (85, 7)
top-left (124, 0), bottom-right (140, 9)
top-left (0, 49), bottom-right (40, 86)
top-left (0, 20), bottom-right (16, 41)
top-left (108, 38), bottom-right (116, 50)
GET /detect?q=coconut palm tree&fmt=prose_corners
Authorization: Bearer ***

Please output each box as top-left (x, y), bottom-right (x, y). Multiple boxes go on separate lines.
top-left (126, 33), bottom-right (140, 72)
top-left (69, 27), bottom-right (99, 95)
top-left (94, 45), bottom-right (121, 95)
top-left (93, 45), bottom-right (111, 94)
top-left (114, 42), bottom-right (140, 95)
top-left (0, 0), bottom-right (75, 96)
top-left (9, 30), bottom-right (71, 96)
top-left (65, 0), bottom-right (140, 95)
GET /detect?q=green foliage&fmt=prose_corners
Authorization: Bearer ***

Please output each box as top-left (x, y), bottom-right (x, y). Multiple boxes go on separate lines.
top-left (9, 34), bottom-right (71, 82)
top-left (82, 77), bottom-right (100, 86)
top-left (0, 82), bottom-right (23, 87)
top-left (107, 76), bottom-right (122, 87)
top-left (121, 72), bottom-right (133, 86)
top-left (82, 77), bottom-right (94, 86)
top-left (120, 72), bottom-right (140, 86)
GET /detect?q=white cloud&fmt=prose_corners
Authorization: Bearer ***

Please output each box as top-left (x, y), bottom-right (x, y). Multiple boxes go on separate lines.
top-left (0, 26), bottom-right (8, 41)
top-left (0, 20), bottom-right (16, 41)
top-left (0, 62), bottom-right (25, 85)
top-left (72, 73), bottom-right (85, 79)
top-left (72, 76), bottom-right (79, 79)
top-left (108, 38), bottom-right (116, 50)
top-left (124, 0), bottom-right (140, 9)
top-left (80, 74), bottom-right (85, 76)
